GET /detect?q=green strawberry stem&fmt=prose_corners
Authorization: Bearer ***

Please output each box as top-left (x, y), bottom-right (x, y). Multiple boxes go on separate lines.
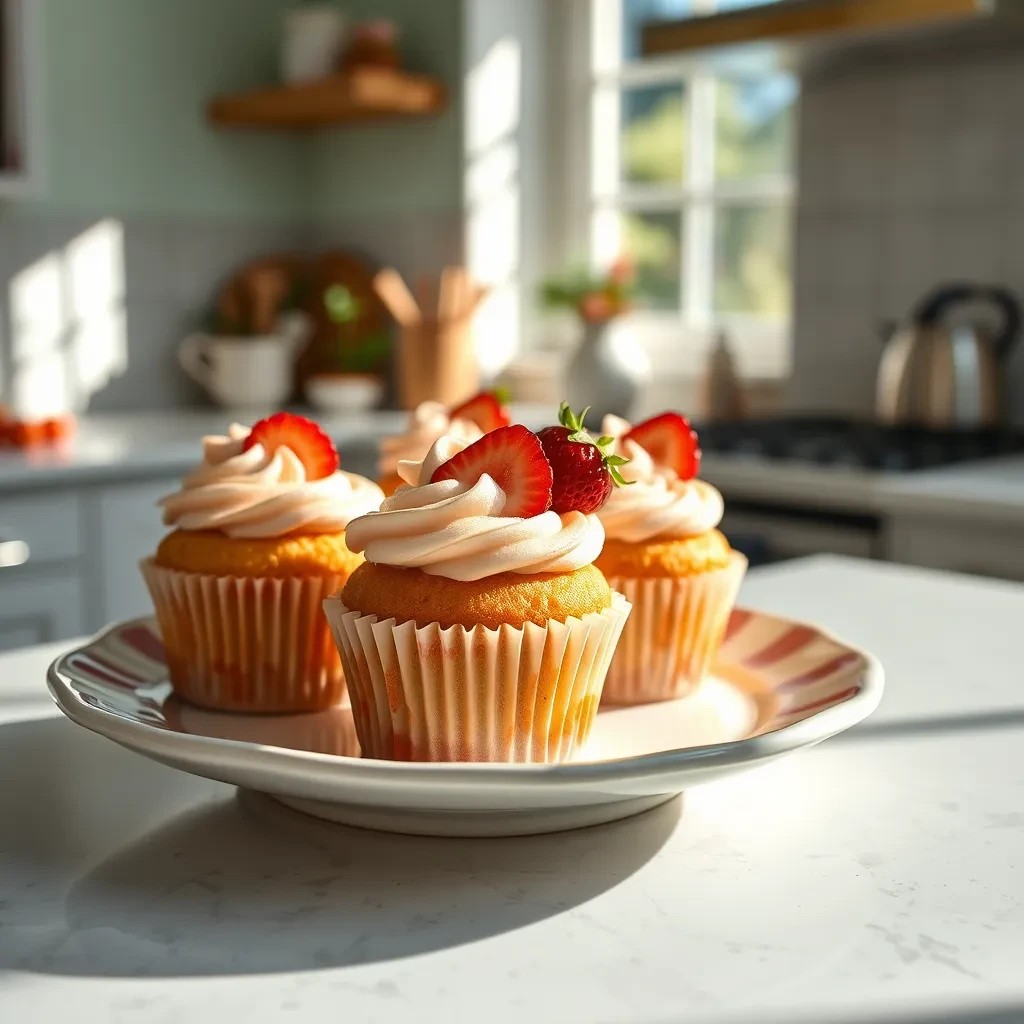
top-left (556, 401), bottom-right (632, 487)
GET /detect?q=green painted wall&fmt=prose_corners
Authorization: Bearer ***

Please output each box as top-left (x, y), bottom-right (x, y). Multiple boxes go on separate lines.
top-left (24, 0), bottom-right (463, 223)
top-left (29, 0), bottom-right (307, 220)
top-left (308, 0), bottom-right (464, 218)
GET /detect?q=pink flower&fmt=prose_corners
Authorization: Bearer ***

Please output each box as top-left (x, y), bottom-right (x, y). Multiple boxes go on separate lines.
top-left (579, 292), bottom-right (614, 323)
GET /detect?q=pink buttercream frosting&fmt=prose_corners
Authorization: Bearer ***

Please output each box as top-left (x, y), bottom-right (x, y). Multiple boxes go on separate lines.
top-left (596, 415), bottom-right (724, 543)
top-left (160, 423), bottom-right (383, 539)
top-left (378, 401), bottom-right (483, 478)
top-left (346, 434), bottom-right (605, 582)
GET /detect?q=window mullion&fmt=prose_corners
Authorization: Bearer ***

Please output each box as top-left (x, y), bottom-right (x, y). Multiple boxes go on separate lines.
top-left (684, 72), bottom-right (715, 326)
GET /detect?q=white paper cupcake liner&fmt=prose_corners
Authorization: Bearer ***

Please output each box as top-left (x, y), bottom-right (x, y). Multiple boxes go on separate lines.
top-left (602, 551), bottom-right (747, 705)
top-left (141, 559), bottom-right (348, 713)
top-left (322, 593), bottom-right (631, 763)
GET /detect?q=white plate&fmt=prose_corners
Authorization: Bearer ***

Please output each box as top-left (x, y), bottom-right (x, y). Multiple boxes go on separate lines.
top-left (47, 609), bottom-right (883, 836)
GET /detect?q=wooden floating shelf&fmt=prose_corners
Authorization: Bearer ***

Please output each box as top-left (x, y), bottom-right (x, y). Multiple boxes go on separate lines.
top-left (642, 0), bottom-right (1000, 56)
top-left (207, 67), bottom-right (446, 129)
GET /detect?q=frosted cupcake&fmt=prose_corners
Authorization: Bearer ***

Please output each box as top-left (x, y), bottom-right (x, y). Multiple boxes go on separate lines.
top-left (377, 392), bottom-right (508, 496)
top-left (595, 412), bottom-right (746, 704)
top-left (142, 413), bottom-right (384, 713)
top-left (324, 419), bottom-right (630, 762)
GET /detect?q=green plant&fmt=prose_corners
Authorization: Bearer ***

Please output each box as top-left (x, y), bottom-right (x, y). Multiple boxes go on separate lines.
top-left (322, 285), bottom-right (390, 374)
top-left (539, 258), bottom-right (636, 324)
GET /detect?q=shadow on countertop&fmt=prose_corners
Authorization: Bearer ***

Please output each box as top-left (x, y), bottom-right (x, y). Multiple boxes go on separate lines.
top-left (0, 715), bottom-right (679, 978)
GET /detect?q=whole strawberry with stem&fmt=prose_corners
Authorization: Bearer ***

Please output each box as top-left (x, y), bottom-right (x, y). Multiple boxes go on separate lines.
top-left (536, 402), bottom-right (631, 515)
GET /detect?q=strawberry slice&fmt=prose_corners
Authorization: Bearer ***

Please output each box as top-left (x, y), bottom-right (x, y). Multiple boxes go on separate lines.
top-left (624, 412), bottom-right (701, 480)
top-left (449, 390), bottom-right (511, 433)
top-left (242, 412), bottom-right (339, 480)
top-left (429, 424), bottom-right (552, 517)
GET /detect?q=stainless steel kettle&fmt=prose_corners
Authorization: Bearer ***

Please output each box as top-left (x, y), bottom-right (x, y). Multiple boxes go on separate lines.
top-left (876, 284), bottom-right (1021, 428)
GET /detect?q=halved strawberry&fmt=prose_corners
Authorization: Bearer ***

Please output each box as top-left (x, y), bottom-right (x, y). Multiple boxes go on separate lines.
top-left (242, 412), bottom-right (339, 480)
top-left (449, 390), bottom-right (511, 433)
top-left (429, 424), bottom-right (552, 517)
top-left (624, 412), bottom-right (701, 480)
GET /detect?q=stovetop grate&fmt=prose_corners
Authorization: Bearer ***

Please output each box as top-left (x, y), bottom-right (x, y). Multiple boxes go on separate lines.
top-left (696, 417), bottom-right (1024, 471)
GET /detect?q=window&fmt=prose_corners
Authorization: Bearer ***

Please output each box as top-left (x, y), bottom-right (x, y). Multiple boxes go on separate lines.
top-left (579, 0), bottom-right (796, 375)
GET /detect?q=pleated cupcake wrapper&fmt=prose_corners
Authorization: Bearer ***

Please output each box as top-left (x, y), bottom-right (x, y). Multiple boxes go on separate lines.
top-left (141, 559), bottom-right (348, 713)
top-left (602, 552), bottom-right (747, 705)
top-left (322, 594), bottom-right (631, 763)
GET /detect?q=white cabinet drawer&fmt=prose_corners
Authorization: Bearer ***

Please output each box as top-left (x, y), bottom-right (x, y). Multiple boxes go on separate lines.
top-left (0, 492), bottom-right (82, 567)
top-left (89, 477), bottom-right (177, 629)
top-left (0, 569), bottom-right (84, 650)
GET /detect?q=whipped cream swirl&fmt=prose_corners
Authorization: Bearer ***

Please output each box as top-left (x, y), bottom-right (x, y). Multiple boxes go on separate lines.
top-left (378, 401), bottom-right (482, 478)
top-left (596, 416), bottom-right (724, 543)
top-left (347, 435), bottom-right (604, 582)
top-left (160, 423), bottom-right (384, 539)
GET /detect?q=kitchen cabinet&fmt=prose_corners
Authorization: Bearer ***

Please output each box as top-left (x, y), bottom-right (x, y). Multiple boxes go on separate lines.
top-left (0, 477), bottom-right (175, 650)
top-left (90, 477), bottom-right (178, 629)
top-left (0, 570), bottom-right (83, 649)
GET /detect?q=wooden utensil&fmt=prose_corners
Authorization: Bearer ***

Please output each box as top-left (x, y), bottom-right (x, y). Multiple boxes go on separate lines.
top-left (417, 274), bottom-right (435, 321)
top-left (373, 268), bottom-right (420, 326)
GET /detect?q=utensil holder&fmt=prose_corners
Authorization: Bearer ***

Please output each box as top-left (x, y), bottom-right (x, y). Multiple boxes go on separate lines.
top-left (396, 317), bottom-right (478, 409)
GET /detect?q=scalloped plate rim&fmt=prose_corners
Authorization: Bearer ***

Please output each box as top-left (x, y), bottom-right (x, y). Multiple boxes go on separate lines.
top-left (46, 609), bottom-right (884, 791)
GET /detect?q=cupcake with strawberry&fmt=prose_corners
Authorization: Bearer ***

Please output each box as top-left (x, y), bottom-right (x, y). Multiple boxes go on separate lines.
top-left (377, 391), bottom-right (509, 496)
top-left (142, 413), bottom-right (384, 713)
top-left (323, 405), bottom-right (631, 763)
top-left (595, 411), bottom-right (746, 704)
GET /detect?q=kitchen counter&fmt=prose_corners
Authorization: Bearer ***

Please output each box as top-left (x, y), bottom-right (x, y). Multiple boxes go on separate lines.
top-left (881, 454), bottom-right (1024, 521)
top-left (3, 556), bottom-right (1023, 1023)
top-left (0, 411), bottom-right (410, 489)
top-left (0, 407), bottom-right (558, 491)
top-left (703, 452), bottom-right (1024, 524)
top-left (1, 411), bottom-right (1022, 521)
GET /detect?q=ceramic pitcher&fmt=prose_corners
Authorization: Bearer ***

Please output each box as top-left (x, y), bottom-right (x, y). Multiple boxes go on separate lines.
top-left (179, 318), bottom-right (307, 411)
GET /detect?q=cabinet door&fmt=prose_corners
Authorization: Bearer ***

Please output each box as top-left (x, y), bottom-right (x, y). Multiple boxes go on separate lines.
top-left (90, 478), bottom-right (178, 630)
top-left (0, 571), bottom-right (84, 650)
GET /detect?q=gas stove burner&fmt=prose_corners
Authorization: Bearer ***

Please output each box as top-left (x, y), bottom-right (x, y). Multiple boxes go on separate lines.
top-left (697, 417), bottom-right (1024, 472)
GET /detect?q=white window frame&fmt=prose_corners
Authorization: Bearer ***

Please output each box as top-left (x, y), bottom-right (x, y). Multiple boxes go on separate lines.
top-left (557, 0), bottom-right (795, 378)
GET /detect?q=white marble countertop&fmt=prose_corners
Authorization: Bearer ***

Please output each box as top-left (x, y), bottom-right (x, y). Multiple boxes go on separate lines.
top-left (2, 556), bottom-right (1023, 1023)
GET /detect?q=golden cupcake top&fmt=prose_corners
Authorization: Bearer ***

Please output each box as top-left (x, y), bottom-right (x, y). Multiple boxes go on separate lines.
top-left (160, 413), bottom-right (383, 539)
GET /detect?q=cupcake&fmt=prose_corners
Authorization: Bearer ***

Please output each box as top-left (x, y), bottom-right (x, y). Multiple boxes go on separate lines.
top-left (595, 412), bottom-right (746, 705)
top-left (324, 414), bottom-right (631, 763)
top-left (377, 391), bottom-right (509, 496)
top-left (141, 413), bottom-right (384, 713)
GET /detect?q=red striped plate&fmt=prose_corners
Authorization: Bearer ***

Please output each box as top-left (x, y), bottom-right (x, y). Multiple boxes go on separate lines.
top-left (47, 610), bottom-right (883, 837)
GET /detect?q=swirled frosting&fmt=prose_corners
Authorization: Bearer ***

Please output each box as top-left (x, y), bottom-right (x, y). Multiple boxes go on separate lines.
top-left (596, 415), bottom-right (724, 543)
top-left (378, 401), bottom-right (483, 478)
top-left (160, 423), bottom-right (384, 539)
top-left (346, 434), bottom-right (605, 582)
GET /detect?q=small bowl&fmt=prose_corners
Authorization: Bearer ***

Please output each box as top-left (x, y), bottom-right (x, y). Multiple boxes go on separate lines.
top-left (304, 373), bottom-right (384, 413)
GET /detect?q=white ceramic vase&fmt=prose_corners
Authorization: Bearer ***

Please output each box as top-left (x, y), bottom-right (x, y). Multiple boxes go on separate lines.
top-left (563, 319), bottom-right (651, 423)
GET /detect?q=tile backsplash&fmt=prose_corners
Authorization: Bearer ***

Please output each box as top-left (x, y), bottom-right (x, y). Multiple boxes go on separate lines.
top-left (0, 210), bottom-right (461, 412)
top-left (789, 30), bottom-right (1024, 425)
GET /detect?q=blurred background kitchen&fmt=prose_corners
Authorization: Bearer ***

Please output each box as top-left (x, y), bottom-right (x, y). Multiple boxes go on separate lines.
top-left (1, 0), bottom-right (1023, 650)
